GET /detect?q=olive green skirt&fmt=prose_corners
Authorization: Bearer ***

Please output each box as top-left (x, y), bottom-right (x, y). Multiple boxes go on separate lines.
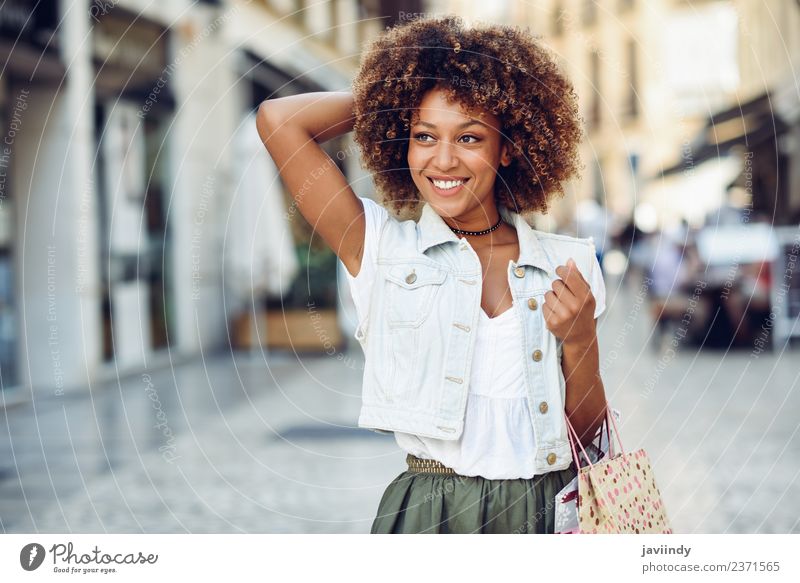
top-left (370, 457), bottom-right (578, 534)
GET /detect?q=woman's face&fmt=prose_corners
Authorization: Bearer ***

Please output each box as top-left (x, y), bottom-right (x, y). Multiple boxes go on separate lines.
top-left (407, 86), bottom-right (511, 219)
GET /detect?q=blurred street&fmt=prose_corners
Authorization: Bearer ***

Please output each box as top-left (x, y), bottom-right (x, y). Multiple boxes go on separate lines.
top-left (2, 272), bottom-right (798, 534)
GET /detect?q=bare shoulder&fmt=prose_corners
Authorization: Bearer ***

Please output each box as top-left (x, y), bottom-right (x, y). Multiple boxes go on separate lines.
top-left (340, 195), bottom-right (394, 277)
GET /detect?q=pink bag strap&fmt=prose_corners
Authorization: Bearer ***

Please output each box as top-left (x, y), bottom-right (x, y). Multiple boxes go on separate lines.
top-left (564, 401), bottom-right (625, 470)
top-left (565, 412), bottom-right (594, 469)
top-left (606, 402), bottom-right (624, 455)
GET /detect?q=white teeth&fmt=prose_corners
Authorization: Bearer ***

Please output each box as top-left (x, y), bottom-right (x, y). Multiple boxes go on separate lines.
top-left (431, 179), bottom-right (465, 190)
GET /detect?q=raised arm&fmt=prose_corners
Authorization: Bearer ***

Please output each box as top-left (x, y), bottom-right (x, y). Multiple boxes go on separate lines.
top-left (256, 91), bottom-right (366, 277)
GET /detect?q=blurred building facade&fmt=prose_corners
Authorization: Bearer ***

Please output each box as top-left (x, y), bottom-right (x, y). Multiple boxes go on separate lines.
top-left (0, 0), bottom-right (393, 398)
top-left (660, 0), bottom-right (800, 227)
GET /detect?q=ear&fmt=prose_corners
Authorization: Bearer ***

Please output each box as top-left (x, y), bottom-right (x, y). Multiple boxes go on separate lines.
top-left (500, 141), bottom-right (512, 167)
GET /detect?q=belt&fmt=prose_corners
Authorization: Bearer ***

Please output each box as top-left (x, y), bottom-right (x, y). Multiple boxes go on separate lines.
top-left (406, 453), bottom-right (458, 475)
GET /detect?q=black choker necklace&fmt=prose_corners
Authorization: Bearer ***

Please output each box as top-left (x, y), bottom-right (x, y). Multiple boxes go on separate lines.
top-left (447, 215), bottom-right (503, 236)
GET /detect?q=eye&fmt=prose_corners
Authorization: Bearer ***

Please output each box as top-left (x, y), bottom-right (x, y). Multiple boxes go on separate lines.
top-left (412, 132), bottom-right (434, 143)
top-left (459, 135), bottom-right (480, 144)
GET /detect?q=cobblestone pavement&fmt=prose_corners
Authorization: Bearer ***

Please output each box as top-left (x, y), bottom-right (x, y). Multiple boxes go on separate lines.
top-left (1, 274), bottom-right (798, 533)
top-left (0, 349), bottom-right (399, 533)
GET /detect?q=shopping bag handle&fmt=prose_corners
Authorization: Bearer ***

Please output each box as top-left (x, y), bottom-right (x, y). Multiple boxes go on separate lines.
top-left (564, 402), bottom-right (624, 470)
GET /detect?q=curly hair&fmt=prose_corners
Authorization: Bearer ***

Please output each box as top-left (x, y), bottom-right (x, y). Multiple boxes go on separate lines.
top-left (352, 15), bottom-right (584, 217)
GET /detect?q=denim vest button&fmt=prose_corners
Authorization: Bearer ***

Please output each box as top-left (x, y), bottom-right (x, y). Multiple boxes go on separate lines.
top-left (532, 349), bottom-right (543, 361)
top-left (513, 266), bottom-right (525, 278)
top-left (527, 298), bottom-right (538, 310)
top-left (405, 272), bottom-right (417, 284)
top-left (546, 452), bottom-right (557, 465)
top-left (538, 401), bottom-right (549, 414)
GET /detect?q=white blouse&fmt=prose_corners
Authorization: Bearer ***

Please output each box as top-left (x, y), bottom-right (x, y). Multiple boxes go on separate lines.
top-left (344, 197), bottom-right (607, 479)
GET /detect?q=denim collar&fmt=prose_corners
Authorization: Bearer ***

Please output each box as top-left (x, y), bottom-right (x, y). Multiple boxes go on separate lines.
top-left (416, 200), bottom-right (554, 275)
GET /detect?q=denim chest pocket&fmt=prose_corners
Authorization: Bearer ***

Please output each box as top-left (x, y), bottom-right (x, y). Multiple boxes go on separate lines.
top-left (382, 262), bottom-right (447, 327)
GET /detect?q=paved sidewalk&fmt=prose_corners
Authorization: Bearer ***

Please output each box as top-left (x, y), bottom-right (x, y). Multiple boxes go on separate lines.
top-left (1, 350), bottom-right (402, 533)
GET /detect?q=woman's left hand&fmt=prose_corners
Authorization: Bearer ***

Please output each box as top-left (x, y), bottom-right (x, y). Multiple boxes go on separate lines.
top-left (542, 258), bottom-right (597, 347)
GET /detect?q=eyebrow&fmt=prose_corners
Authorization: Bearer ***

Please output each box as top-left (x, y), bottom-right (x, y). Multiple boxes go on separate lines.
top-left (412, 119), bottom-right (488, 130)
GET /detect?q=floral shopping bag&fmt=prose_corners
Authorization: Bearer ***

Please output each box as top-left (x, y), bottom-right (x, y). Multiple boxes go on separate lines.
top-left (558, 403), bottom-right (672, 534)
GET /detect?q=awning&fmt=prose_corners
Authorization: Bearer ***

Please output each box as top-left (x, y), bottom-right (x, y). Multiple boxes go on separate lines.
top-left (0, 39), bottom-right (65, 83)
top-left (0, 0), bottom-right (64, 83)
top-left (659, 90), bottom-right (790, 177)
top-left (92, 6), bottom-right (177, 112)
top-left (642, 155), bottom-right (743, 227)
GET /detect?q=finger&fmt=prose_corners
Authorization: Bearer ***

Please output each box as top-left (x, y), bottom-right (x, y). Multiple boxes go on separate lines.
top-left (555, 258), bottom-right (588, 295)
top-left (550, 278), bottom-right (580, 311)
top-left (558, 259), bottom-right (587, 292)
top-left (544, 289), bottom-right (572, 320)
top-left (566, 257), bottom-right (589, 288)
top-left (541, 296), bottom-right (555, 321)
top-left (542, 295), bottom-right (565, 329)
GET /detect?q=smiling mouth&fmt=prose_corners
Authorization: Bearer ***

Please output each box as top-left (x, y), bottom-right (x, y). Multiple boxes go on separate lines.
top-left (427, 176), bottom-right (469, 193)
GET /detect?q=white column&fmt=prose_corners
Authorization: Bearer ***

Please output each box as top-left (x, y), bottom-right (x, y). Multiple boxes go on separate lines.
top-left (169, 5), bottom-right (241, 354)
top-left (16, 0), bottom-right (101, 395)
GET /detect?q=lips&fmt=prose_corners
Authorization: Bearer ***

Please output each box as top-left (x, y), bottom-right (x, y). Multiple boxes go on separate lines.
top-left (427, 176), bottom-right (469, 197)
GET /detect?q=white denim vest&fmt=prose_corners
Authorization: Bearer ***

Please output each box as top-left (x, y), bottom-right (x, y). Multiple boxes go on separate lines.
top-left (354, 200), bottom-right (597, 473)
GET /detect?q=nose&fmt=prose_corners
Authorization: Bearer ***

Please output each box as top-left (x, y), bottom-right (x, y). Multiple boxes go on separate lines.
top-left (433, 139), bottom-right (458, 172)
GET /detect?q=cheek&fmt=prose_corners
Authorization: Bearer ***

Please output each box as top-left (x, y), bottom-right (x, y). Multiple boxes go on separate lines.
top-left (406, 145), bottom-right (426, 170)
top-left (464, 150), bottom-right (500, 177)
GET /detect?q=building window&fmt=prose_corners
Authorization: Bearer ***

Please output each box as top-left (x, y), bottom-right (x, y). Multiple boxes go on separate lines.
top-left (589, 49), bottom-right (601, 128)
top-left (325, 0), bottom-right (338, 45)
top-left (552, 2), bottom-right (566, 36)
top-left (582, 0), bottom-right (597, 27)
top-left (291, 0), bottom-right (306, 26)
top-left (628, 152), bottom-right (639, 178)
top-left (625, 39), bottom-right (638, 119)
top-left (627, 151), bottom-right (639, 206)
top-left (593, 158), bottom-right (606, 205)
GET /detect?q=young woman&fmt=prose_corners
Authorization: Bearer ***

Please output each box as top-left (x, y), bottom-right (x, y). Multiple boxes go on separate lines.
top-left (257, 16), bottom-right (608, 534)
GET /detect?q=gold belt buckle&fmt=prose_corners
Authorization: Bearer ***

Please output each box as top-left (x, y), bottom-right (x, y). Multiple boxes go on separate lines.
top-left (406, 453), bottom-right (457, 475)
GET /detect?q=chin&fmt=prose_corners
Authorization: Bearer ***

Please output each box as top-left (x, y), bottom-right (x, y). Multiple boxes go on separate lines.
top-left (425, 196), bottom-right (468, 218)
